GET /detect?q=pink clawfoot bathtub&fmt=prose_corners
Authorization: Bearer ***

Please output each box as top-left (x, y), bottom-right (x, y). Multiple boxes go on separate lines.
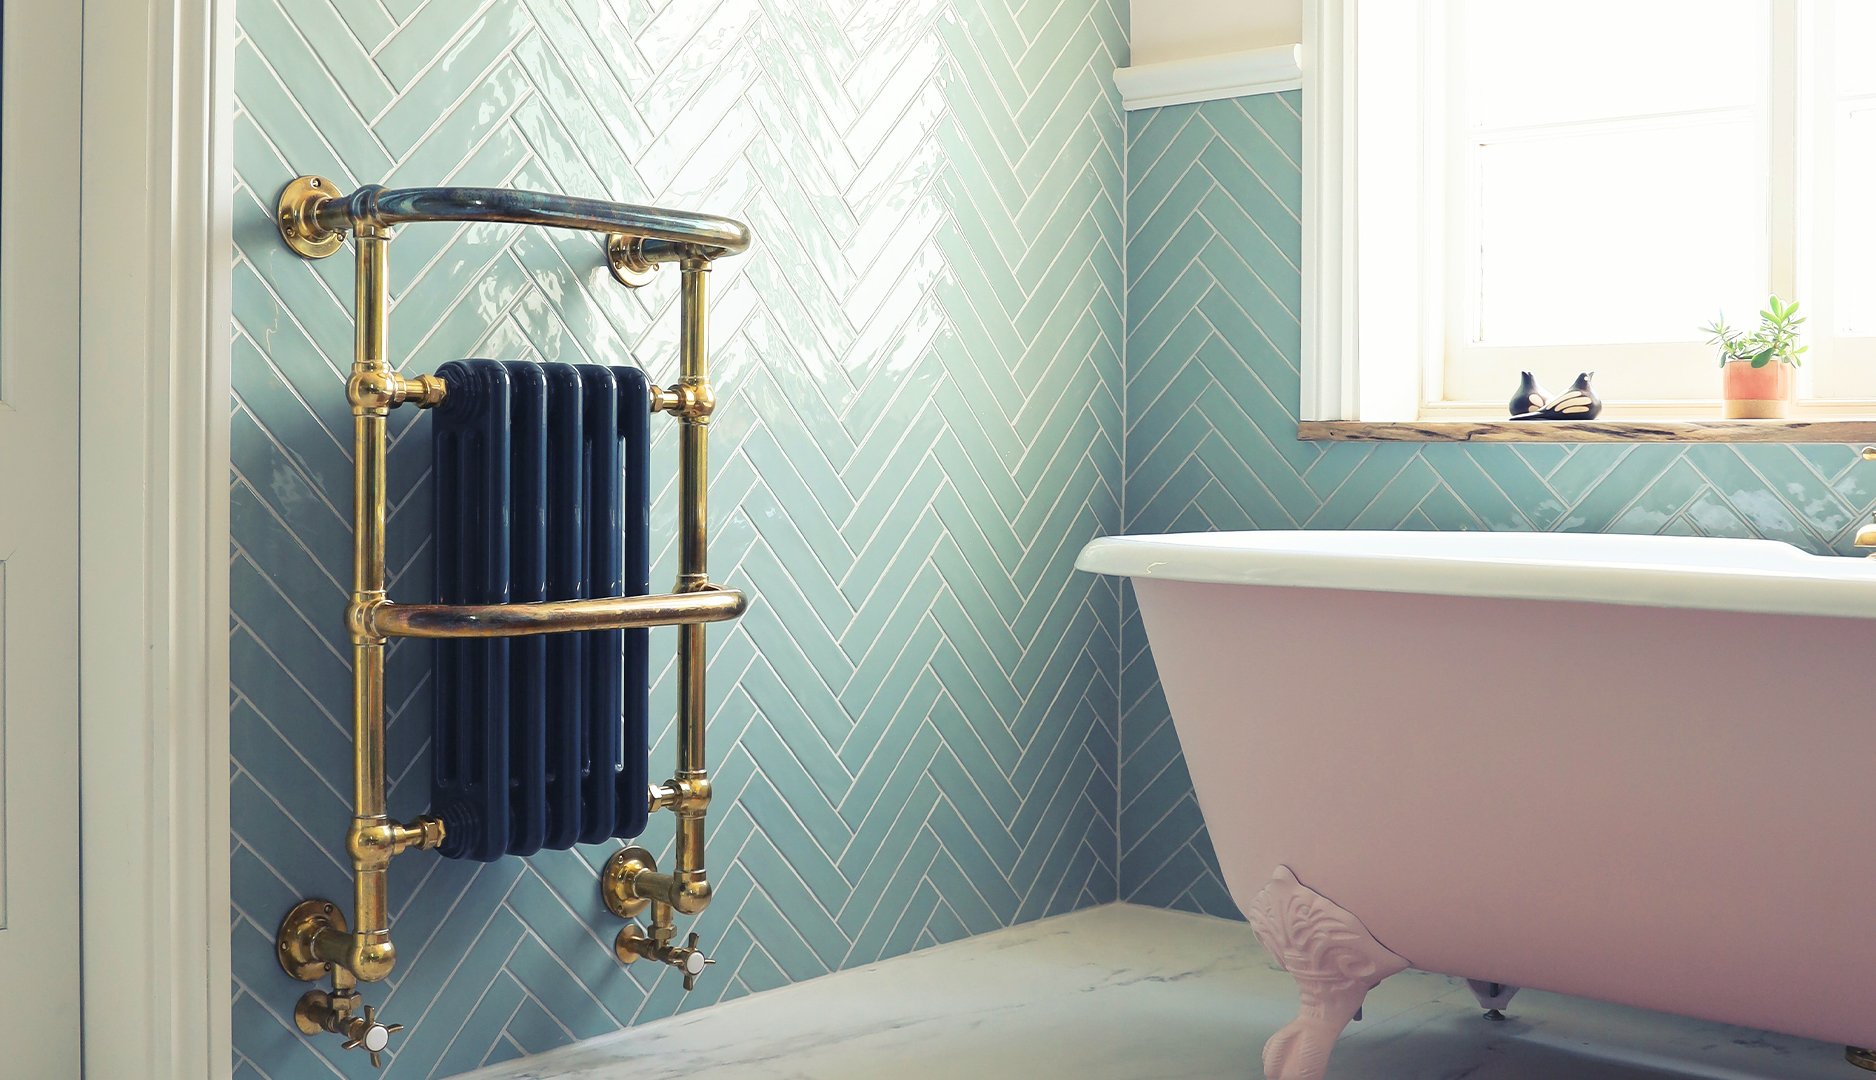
top-left (1079, 531), bottom-right (1876, 1080)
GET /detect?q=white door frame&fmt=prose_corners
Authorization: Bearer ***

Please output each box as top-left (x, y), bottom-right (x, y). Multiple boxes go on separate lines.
top-left (79, 0), bottom-right (234, 1076)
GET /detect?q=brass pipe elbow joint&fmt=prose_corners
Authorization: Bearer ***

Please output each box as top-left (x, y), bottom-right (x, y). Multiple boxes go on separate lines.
top-left (649, 380), bottom-right (715, 420)
top-left (278, 902), bottom-right (400, 986)
top-left (650, 775), bottom-right (712, 814)
top-left (346, 597), bottom-right (385, 644)
top-left (348, 816), bottom-right (445, 866)
top-left (347, 368), bottom-right (447, 412)
top-left (600, 847), bottom-right (714, 917)
top-left (330, 930), bottom-right (398, 984)
top-left (665, 873), bottom-right (714, 916)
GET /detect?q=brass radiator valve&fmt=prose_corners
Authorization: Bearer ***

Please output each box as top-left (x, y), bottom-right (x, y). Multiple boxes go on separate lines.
top-left (602, 845), bottom-right (716, 991)
top-left (614, 926), bottom-right (716, 992)
top-left (294, 989), bottom-right (402, 1070)
top-left (276, 899), bottom-right (405, 1069)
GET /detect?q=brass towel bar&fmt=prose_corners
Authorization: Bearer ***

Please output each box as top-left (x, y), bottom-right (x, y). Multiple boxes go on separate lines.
top-left (360, 586), bottom-right (747, 639)
top-left (270, 174), bottom-right (751, 1068)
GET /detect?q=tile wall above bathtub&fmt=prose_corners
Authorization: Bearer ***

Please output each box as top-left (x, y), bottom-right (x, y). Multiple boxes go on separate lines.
top-left (230, 2), bottom-right (1126, 1075)
top-left (1118, 90), bottom-right (1876, 916)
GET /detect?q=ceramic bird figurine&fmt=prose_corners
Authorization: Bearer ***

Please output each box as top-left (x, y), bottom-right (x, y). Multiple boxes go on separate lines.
top-left (1512, 371), bottom-right (1602, 421)
top-left (1509, 371), bottom-right (1550, 417)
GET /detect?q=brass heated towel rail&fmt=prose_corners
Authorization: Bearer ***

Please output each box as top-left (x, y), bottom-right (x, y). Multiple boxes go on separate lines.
top-left (270, 175), bottom-right (750, 1068)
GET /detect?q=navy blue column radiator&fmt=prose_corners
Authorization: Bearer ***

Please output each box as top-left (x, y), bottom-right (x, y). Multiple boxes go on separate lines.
top-left (269, 175), bottom-right (750, 1068)
top-left (431, 360), bottom-right (652, 861)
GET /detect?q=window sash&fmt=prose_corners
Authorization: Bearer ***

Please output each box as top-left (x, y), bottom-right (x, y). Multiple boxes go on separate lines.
top-left (1430, 0), bottom-right (1876, 408)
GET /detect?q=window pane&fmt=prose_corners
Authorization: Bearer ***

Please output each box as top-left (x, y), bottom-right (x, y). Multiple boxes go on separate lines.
top-left (1461, 0), bottom-right (1768, 129)
top-left (1836, 108), bottom-right (1876, 333)
top-left (1833, 1), bottom-right (1876, 98)
top-left (1475, 122), bottom-right (1766, 345)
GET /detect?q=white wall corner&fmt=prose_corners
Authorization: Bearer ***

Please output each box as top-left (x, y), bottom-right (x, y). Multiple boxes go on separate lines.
top-left (1112, 43), bottom-right (1304, 111)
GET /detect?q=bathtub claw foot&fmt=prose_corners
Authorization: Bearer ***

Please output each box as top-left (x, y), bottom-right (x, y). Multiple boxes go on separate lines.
top-left (1248, 867), bottom-right (1410, 1080)
top-left (1467, 979), bottom-right (1519, 1017)
top-left (1263, 1011), bottom-right (1361, 1080)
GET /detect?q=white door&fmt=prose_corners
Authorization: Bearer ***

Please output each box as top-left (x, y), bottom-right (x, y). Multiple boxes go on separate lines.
top-left (0, 0), bottom-right (84, 1075)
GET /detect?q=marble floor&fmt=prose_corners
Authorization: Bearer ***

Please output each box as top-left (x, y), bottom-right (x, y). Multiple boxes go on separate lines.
top-left (460, 903), bottom-right (1855, 1080)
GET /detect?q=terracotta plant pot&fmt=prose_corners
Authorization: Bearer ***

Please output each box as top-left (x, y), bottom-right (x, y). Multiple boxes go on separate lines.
top-left (1721, 359), bottom-right (1793, 419)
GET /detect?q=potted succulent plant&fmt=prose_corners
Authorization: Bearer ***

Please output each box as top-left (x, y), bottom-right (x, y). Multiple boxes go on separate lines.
top-left (1702, 296), bottom-right (1806, 419)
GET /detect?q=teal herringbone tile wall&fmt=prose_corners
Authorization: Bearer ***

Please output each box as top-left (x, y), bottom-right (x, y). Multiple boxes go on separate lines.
top-left (1120, 91), bottom-right (1876, 916)
top-left (230, 2), bottom-right (1126, 1076)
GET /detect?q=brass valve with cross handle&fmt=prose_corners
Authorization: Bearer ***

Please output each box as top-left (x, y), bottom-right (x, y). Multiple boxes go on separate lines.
top-left (603, 845), bottom-right (717, 990)
top-left (614, 925), bottom-right (716, 990)
top-left (295, 994), bottom-right (402, 1070)
top-left (276, 899), bottom-right (405, 1069)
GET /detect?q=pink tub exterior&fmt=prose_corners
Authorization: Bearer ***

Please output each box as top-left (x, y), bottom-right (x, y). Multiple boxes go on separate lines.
top-left (1079, 531), bottom-right (1876, 1066)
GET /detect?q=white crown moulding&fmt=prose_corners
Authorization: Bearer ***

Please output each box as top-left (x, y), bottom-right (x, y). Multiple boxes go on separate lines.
top-left (1113, 43), bottom-right (1304, 111)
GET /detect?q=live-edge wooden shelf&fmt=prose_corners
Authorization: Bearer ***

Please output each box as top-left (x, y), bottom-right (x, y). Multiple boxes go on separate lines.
top-left (1297, 419), bottom-right (1876, 444)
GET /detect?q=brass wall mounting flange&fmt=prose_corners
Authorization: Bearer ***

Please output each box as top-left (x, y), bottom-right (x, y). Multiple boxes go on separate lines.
top-left (278, 175), bottom-right (345, 259)
top-left (601, 845), bottom-right (656, 918)
top-left (277, 898), bottom-right (346, 982)
top-left (607, 233), bottom-right (659, 288)
top-left (1850, 1046), bottom-right (1876, 1071)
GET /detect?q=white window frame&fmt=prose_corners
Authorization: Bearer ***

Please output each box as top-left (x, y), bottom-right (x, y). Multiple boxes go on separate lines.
top-left (79, 0), bottom-right (234, 1076)
top-left (1303, 0), bottom-right (1876, 421)
top-left (1806, 0), bottom-right (1876, 400)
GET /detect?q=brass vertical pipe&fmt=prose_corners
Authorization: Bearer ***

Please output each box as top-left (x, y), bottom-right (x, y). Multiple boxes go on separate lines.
top-left (671, 255), bottom-right (713, 917)
top-left (354, 223), bottom-right (389, 815)
top-left (677, 256), bottom-right (710, 770)
top-left (605, 253), bottom-right (720, 964)
top-left (311, 222), bottom-right (443, 982)
top-left (346, 223), bottom-right (397, 979)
